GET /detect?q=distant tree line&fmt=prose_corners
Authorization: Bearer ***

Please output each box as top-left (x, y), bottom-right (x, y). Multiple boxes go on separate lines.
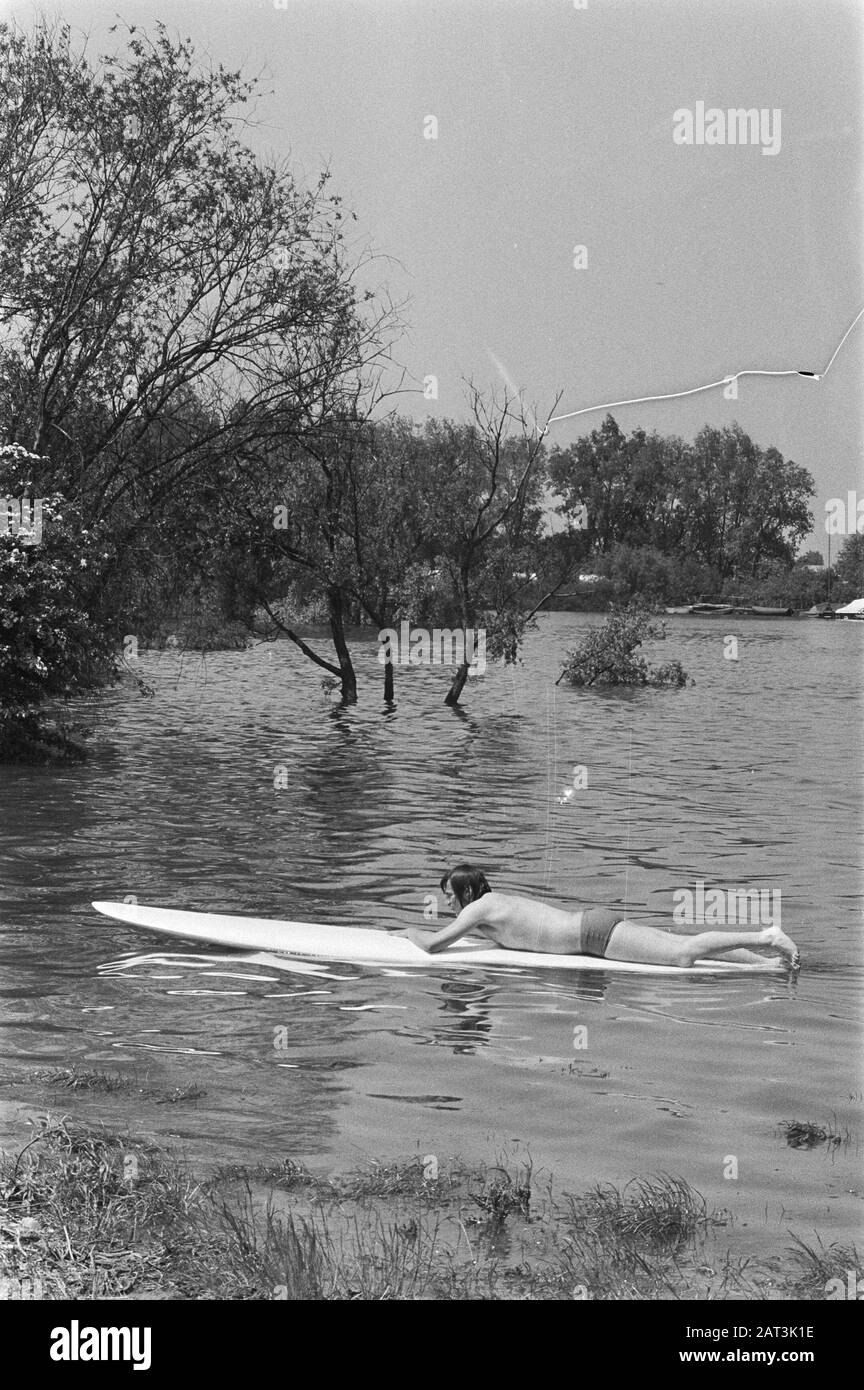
top-left (545, 415), bottom-right (858, 610)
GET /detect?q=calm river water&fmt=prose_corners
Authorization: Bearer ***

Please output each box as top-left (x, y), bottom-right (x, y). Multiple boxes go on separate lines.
top-left (1, 614), bottom-right (862, 1257)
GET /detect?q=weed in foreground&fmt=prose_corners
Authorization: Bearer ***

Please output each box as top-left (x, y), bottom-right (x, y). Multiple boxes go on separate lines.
top-left (30, 1068), bottom-right (137, 1094)
top-left (786, 1235), bottom-right (861, 1298)
top-left (780, 1118), bottom-right (849, 1151)
top-left (566, 1175), bottom-right (719, 1254)
top-left (27, 1067), bottom-right (207, 1106)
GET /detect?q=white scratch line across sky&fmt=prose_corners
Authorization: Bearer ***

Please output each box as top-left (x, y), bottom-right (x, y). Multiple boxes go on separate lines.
top-left (542, 305), bottom-right (864, 433)
top-left (485, 345), bottom-right (542, 436)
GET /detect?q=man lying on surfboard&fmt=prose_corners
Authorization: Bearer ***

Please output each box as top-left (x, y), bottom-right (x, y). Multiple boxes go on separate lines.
top-left (404, 864), bottom-right (801, 969)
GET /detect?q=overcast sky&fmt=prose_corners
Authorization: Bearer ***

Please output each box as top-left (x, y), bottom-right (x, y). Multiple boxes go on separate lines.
top-left (5, 0), bottom-right (863, 549)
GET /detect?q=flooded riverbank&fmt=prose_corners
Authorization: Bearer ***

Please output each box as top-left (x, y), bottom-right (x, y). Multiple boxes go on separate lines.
top-left (1, 615), bottom-right (861, 1271)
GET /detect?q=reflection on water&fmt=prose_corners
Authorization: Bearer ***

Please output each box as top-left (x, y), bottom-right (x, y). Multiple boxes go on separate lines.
top-left (435, 979), bottom-right (496, 1054)
top-left (0, 615), bottom-right (861, 1252)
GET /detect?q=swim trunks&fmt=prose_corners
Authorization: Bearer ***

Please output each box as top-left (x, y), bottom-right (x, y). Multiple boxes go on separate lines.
top-left (580, 908), bottom-right (623, 958)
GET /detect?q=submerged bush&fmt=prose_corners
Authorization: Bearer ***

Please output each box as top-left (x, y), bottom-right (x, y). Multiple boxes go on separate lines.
top-left (557, 604), bottom-right (691, 688)
top-left (649, 660), bottom-right (689, 688)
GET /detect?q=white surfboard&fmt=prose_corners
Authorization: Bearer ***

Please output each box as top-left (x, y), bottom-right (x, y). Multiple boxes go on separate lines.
top-left (92, 902), bottom-right (785, 975)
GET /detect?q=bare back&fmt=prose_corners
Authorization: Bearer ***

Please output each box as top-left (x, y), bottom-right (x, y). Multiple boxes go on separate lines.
top-left (467, 893), bottom-right (584, 953)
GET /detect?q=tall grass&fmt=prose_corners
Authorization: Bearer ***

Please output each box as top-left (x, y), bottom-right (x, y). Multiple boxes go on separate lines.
top-left (0, 1120), bottom-right (849, 1301)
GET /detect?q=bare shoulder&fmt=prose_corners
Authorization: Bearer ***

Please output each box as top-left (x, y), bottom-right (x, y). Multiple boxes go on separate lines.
top-left (478, 892), bottom-right (516, 921)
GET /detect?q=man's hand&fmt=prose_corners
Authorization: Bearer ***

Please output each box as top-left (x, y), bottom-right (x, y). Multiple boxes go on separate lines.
top-left (404, 927), bottom-right (434, 952)
top-left (402, 901), bottom-right (484, 955)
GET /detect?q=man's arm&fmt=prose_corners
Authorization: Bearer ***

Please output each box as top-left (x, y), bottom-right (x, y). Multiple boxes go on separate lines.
top-left (404, 899), bottom-right (489, 954)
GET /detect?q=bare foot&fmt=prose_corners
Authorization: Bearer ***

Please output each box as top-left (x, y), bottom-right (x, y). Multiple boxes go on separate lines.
top-left (720, 948), bottom-right (783, 966)
top-left (763, 925), bottom-right (801, 970)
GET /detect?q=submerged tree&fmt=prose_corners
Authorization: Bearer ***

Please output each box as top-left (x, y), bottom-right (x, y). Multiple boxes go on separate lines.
top-left (213, 394), bottom-right (579, 708)
top-left (408, 386), bottom-right (572, 706)
top-left (222, 406), bottom-right (392, 705)
top-left (557, 605), bottom-right (689, 688)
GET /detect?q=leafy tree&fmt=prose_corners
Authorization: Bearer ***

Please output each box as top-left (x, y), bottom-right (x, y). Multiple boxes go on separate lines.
top-left (599, 544), bottom-right (720, 606)
top-left (0, 19), bottom-right (389, 650)
top-left (240, 410), bottom-right (390, 704)
top-left (834, 533), bottom-right (864, 594)
top-left (680, 425), bottom-right (813, 579)
top-left (406, 389), bottom-right (573, 704)
top-left (548, 415), bottom-right (631, 554)
top-left (355, 403), bottom-right (580, 704)
top-left (178, 406), bottom-right (423, 706)
top-left (0, 443), bottom-right (116, 759)
top-left (549, 417), bottom-right (814, 594)
top-left (212, 400), bottom-right (576, 707)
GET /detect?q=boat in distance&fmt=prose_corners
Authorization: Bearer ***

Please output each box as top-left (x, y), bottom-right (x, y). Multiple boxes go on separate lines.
top-left (664, 604), bottom-right (793, 617)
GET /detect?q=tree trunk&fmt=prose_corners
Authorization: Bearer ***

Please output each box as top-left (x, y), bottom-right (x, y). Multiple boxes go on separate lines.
top-left (327, 587), bottom-right (357, 703)
top-left (383, 659), bottom-right (394, 702)
top-left (444, 661), bottom-right (470, 705)
top-left (444, 574), bottom-right (474, 706)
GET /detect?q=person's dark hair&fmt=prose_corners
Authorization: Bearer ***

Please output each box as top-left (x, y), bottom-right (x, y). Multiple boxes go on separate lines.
top-left (440, 863), bottom-right (492, 907)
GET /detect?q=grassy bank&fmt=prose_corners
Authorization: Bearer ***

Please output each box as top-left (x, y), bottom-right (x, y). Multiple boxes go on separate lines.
top-left (0, 1075), bottom-right (858, 1301)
